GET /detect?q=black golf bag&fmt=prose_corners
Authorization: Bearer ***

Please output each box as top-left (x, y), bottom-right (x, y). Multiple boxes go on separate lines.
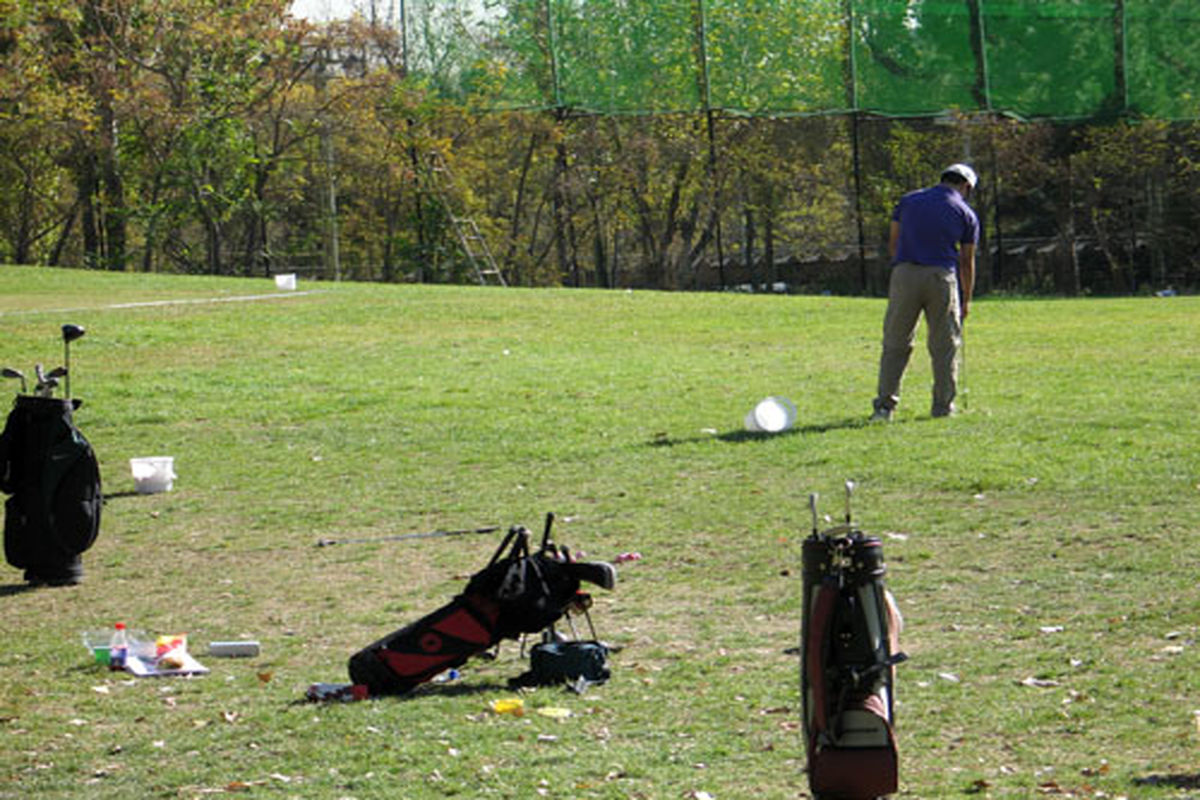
top-left (349, 519), bottom-right (615, 696)
top-left (0, 396), bottom-right (102, 585)
top-left (801, 488), bottom-right (905, 800)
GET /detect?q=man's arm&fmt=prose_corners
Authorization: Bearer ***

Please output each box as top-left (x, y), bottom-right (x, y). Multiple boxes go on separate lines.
top-left (958, 242), bottom-right (976, 320)
top-left (888, 220), bottom-right (900, 261)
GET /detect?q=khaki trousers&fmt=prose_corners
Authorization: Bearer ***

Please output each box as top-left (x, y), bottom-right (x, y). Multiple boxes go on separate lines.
top-left (874, 262), bottom-right (962, 415)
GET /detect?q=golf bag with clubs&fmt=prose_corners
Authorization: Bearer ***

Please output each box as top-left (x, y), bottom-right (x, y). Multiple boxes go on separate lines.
top-left (348, 516), bottom-right (615, 696)
top-left (801, 483), bottom-right (906, 800)
top-left (0, 395), bottom-right (102, 585)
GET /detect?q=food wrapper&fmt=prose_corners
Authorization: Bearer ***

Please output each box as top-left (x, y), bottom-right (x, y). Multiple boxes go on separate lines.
top-left (155, 634), bottom-right (189, 669)
top-left (490, 697), bottom-right (525, 716)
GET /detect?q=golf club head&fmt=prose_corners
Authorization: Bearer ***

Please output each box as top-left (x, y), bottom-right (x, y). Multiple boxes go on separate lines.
top-left (46, 366), bottom-right (68, 379)
top-left (1, 367), bottom-right (26, 394)
top-left (565, 561), bottom-right (617, 591)
top-left (62, 324), bottom-right (85, 344)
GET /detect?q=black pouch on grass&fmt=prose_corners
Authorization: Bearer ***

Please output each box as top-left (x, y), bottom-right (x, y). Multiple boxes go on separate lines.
top-left (801, 530), bottom-right (906, 800)
top-left (511, 640), bottom-right (610, 689)
top-left (0, 396), bottom-right (102, 584)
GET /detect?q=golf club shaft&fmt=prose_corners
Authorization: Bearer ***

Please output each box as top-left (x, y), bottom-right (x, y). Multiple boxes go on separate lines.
top-left (62, 323), bottom-right (85, 399)
top-left (316, 525), bottom-right (500, 548)
top-left (961, 332), bottom-right (967, 411)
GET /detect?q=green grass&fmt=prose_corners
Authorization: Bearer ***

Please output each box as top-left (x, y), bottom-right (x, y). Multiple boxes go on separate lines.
top-left (1, 266), bottom-right (1197, 799)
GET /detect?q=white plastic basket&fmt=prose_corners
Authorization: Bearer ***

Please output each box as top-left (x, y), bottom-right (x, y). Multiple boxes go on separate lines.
top-left (130, 457), bottom-right (176, 494)
top-left (744, 396), bottom-right (798, 433)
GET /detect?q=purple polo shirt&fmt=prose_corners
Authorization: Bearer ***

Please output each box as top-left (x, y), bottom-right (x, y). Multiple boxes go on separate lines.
top-left (891, 184), bottom-right (979, 270)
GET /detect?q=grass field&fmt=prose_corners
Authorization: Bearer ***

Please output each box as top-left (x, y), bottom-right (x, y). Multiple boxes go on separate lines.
top-left (1, 265), bottom-right (1198, 799)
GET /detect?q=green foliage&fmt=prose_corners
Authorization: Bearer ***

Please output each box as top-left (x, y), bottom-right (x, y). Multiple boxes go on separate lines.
top-left (0, 267), bottom-right (1198, 798)
top-left (3, 2), bottom-right (1200, 290)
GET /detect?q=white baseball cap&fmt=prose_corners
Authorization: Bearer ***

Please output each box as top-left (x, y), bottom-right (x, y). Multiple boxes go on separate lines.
top-left (943, 163), bottom-right (978, 188)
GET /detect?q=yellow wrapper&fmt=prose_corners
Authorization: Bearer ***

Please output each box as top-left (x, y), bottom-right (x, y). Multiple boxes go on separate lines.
top-left (490, 698), bottom-right (525, 716)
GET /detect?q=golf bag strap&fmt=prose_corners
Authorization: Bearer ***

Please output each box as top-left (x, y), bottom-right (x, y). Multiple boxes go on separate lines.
top-left (805, 578), bottom-right (839, 742)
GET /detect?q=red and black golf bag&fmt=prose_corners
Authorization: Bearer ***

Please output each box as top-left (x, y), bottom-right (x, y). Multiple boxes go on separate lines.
top-left (801, 485), bottom-right (906, 800)
top-left (0, 395), bottom-right (102, 586)
top-left (349, 518), bottom-right (615, 696)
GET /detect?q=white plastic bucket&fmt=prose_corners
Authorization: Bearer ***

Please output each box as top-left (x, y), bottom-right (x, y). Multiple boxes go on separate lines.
top-left (744, 396), bottom-right (798, 433)
top-left (274, 273), bottom-right (297, 291)
top-left (130, 457), bottom-right (176, 494)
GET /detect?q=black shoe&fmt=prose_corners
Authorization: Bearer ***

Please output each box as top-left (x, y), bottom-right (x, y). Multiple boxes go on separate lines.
top-left (25, 561), bottom-right (82, 587)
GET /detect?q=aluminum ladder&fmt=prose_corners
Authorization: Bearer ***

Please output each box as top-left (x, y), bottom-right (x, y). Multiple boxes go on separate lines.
top-left (427, 152), bottom-right (507, 287)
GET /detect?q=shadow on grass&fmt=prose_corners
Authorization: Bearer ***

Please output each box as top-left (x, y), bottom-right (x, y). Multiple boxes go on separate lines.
top-left (1133, 774), bottom-right (1200, 790)
top-left (647, 416), bottom-right (877, 447)
top-left (287, 680), bottom-right (511, 707)
top-left (103, 490), bottom-right (145, 501)
top-left (0, 582), bottom-right (39, 598)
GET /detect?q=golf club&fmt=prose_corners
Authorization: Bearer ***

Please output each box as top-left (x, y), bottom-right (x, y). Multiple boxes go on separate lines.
top-left (541, 511), bottom-right (556, 551)
top-left (315, 525), bottom-right (500, 548)
top-left (564, 560), bottom-right (617, 591)
top-left (809, 493), bottom-right (820, 536)
top-left (62, 324), bottom-right (85, 399)
top-left (1, 367), bottom-right (26, 394)
top-left (844, 479), bottom-right (856, 525)
top-left (37, 377), bottom-right (60, 398)
top-left (960, 333), bottom-right (968, 411)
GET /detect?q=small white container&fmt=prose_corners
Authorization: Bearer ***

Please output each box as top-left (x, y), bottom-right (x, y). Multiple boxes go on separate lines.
top-left (130, 457), bottom-right (176, 494)
top-left (274, 273), bottom-right (297, 290)
top-left (744, 396), bottom-right (798, 433)
top-left (208, 641), bottom-right (261, 658)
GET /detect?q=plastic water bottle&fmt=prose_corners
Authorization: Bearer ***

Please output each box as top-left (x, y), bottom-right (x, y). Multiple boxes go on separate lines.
top-left (109, 623), bottom-right (128, 670)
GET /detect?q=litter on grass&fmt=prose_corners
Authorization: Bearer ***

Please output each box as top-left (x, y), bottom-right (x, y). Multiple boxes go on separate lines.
top-left (83, 630), bottom-right (208, 677)
top-left (490, 697), bottom-right (525, 716)
top-left (306, 683), bottom-right (369, 702)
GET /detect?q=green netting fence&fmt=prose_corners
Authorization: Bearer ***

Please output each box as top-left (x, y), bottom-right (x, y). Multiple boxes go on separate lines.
top-left (402, 0), bottom-right (1200, 120)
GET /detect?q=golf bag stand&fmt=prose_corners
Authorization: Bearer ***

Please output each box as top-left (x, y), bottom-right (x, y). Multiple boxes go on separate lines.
top-left (0, 396), bottom-right (102, 585)
top-left (348, 515), bottom-right (616, 696)
top-left (801, 483), bottom-right (906, 800)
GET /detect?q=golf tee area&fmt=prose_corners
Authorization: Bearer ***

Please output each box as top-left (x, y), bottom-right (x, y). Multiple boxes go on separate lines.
top-left (1, 266), bottom-right (1198, 798)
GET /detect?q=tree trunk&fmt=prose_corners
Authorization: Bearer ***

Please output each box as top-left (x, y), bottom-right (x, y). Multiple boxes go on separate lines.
top-left (743, 204), bottom-right (756, 288)
top-left (553, 133), bottom-right (572, 286)
top-left (502, 130), bottom-right (541, 286)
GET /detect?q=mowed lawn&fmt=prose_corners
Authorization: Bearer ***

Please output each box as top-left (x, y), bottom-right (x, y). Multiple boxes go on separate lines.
top-left (1, 266), bottom-right (1198, 799)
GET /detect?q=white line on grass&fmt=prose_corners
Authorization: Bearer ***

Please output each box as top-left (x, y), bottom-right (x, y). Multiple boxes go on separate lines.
top-left (0, 290), bottom-right (324, 317)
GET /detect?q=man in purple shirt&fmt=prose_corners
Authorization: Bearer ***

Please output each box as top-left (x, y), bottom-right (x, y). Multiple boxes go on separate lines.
top-left (871, 164), bottom-right (979, 421)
